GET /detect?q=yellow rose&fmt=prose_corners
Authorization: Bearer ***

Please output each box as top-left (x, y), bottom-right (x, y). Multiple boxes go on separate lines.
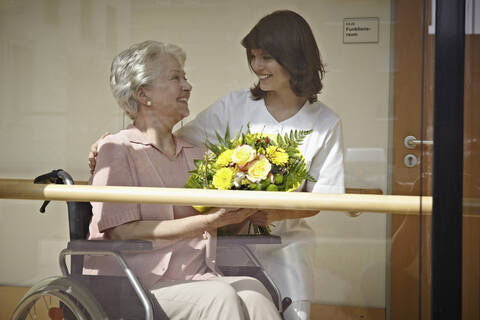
top-left (266, 146), bottom-right (289, 166)
top-left (216, 149), bottom-right (234, 167)
top-left (247, 157), bottom-right (272, 183)
top-left (212, 167), bottom-right (235, 190)
top-left (232, 145), bottom-right (256, 167)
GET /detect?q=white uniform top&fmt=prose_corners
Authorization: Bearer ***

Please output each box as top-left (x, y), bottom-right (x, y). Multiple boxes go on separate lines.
top-left (175, 89), bottom-right (345, 301)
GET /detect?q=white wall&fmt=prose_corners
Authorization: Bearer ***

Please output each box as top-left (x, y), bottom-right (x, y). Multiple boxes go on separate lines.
top-left (0, 0), bottom-right (392, 308)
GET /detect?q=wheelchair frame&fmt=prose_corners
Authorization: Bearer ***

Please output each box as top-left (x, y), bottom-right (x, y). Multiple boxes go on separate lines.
top-left (11, 169), bottom-right (290, 319)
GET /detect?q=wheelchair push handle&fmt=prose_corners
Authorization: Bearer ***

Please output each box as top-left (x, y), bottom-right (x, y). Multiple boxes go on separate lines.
top-left (34, 169), bottom-right (75, 213)
top-left (38, 200), bottom-right (50, 213)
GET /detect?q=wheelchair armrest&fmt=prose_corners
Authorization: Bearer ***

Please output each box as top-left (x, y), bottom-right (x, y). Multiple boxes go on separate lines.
top-left (68, 239), bottom-right (153, 252)
top-left (217, 234), bottom-right (281, 246)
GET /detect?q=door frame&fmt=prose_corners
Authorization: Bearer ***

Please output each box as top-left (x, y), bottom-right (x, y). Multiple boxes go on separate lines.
top-left (431, 0), bottom-right (465, 319)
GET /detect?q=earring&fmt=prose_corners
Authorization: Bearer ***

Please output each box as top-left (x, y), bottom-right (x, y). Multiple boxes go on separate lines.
top-left (146, 101), bottom-right (152, 106)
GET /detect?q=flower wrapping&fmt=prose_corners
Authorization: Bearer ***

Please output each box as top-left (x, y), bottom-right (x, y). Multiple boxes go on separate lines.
top-left (184, 125), bottom-right (316, 234)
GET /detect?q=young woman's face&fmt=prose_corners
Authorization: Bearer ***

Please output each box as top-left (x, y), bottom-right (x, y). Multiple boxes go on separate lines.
top-left (146, 54), bottom-right (192, 122)
top-left (249, 48), bottom-right (291, 93)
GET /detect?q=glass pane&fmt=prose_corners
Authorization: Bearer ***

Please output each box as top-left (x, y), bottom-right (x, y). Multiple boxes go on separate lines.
top-left (390, 0), bottom-right (433, 319)
top-left (462, 26), bottom-right (480, 319)
top-left (0, 1), bottom-right (432, 319)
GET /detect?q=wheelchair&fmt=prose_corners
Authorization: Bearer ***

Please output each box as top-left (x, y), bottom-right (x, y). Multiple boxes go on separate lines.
top-left (11, 169), bottom-right (292, 319)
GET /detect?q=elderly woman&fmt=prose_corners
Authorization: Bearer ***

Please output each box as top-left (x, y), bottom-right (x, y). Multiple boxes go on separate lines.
top-left (83, 40), bottom-right (281, 320)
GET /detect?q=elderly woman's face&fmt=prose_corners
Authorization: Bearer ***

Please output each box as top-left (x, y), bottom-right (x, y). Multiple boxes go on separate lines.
top-left (145, 54), bottom-right (192, 123)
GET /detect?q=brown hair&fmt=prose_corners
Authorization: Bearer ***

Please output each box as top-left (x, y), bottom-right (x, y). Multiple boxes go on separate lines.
top-left (241, 10), bottom-right (325, 103)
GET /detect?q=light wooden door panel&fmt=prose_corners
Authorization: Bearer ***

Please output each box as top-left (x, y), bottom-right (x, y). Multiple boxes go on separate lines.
top-left (392, 1), bottom-right (480, 319)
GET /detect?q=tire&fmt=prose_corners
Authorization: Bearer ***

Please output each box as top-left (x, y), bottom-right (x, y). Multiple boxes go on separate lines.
top-left (11, 276), bottom-right (107, 320)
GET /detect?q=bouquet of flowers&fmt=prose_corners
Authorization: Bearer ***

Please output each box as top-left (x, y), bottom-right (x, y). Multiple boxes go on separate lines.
top-left (184, 125), bottom-right (315, 234)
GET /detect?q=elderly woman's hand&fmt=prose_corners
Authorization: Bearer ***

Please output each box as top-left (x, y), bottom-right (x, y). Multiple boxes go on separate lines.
top-left (206, 208), bottom-right (257, 229)
top-left (88, 132), bottom-right (110, 174)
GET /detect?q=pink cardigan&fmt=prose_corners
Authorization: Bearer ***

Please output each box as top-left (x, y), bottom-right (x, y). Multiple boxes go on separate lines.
top-left (83, 125), bottom-right (219, 289)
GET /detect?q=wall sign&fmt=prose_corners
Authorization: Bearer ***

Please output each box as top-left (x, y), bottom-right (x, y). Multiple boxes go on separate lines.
top-left (343, 17), bottom-right (379, 44)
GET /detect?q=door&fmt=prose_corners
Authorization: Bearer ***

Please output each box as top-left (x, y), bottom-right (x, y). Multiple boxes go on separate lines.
top-left (391, 0), bottom-right (480, 319)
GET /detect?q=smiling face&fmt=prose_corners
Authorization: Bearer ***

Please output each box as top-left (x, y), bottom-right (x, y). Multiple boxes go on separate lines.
top-left (143, 54), bottom-right (192, 123)
top-left (249, 48), bottom-right (292, 94)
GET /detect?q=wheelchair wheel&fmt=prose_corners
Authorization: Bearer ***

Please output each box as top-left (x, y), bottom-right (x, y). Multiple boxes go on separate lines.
top-left (11, 276), bottom-right (107, 320)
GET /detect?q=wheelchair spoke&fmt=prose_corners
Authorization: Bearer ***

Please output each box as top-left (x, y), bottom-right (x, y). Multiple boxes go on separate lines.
top-left (27, 310), bottom-right (34, 320)
top-left (11, 277), bottom-right (106, 320)
top-left (41, 296), bottom-right (49, 311)
top-left (31, 302), bottom-right (36, 319)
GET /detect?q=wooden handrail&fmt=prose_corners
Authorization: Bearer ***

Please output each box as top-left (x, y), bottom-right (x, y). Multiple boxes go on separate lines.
top-left (2, 179), bottom-right (478, 216)
top-left (0, 179), bottom-right (433, 215)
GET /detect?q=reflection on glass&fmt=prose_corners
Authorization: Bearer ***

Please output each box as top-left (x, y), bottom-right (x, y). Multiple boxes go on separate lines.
top-left (462, 28), bottom-right (480, 320)
top-left (0, 0), bottom-right (449, 319)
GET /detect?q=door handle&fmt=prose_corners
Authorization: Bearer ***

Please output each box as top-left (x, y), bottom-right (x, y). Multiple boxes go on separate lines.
top-left (404, 135), bottom-right (433, 149)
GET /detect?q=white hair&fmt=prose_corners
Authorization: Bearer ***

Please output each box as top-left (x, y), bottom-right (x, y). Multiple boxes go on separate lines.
top-left (109, 40), bottom-right (186, 119)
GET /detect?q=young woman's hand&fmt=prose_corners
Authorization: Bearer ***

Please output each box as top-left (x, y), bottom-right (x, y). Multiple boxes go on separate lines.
top-left (249, 209), bottom-right (281, 226)
top-left (206, 208), bottom-right (257, 229)
top-left (88, 132), bottom-right (110, 174)
top-left (250, 209), bottom-right (320, 226)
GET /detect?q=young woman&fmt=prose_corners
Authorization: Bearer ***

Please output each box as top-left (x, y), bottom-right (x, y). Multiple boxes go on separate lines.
top-left (175, 10), bottom-right (345, 320)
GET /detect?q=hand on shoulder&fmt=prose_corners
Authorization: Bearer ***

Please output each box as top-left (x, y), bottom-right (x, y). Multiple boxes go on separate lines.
top-left (88, 132), bottom-right (110, 174)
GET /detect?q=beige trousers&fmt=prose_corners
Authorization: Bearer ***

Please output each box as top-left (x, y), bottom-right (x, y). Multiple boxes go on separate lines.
top-left (150, 276), bottom-right (281, 320)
